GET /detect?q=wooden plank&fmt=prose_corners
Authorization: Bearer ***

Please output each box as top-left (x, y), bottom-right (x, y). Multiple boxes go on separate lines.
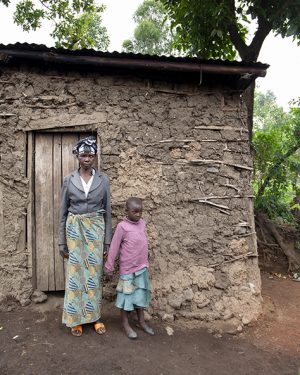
top-left (35, 133), bottom-right (55, 291)
top-left (0, 185), bottom-right (3, 253)
top-left (17, 132), bottom-right (27, 262)
top-left (37, 125), bottom-right (97, 133)
top-left (24, 112), bottom-right (105, 131)
top-left (62, 134), bottom-right (79, 177)
top-left (60, 134), bottom-right (79, 291)
top-left (26, 133), bottom-right (35, 286)
top-left (53, 134), bottom-right (65, 290)
top-left (96, 132), bottom-right (101, 170)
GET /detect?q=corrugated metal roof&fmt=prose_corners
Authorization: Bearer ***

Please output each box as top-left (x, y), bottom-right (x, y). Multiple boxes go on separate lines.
top-left (0, 42), bottom-right (269, 68)
top-left (0, 43), bottom-right (269, 90)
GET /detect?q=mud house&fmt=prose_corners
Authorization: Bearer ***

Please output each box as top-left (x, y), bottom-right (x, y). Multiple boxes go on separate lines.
top-left (0, 44), bottom-right (268, 331)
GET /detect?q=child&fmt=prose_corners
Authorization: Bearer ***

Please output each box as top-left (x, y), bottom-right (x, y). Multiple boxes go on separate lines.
top-left (104, 197), bottom-right (154, 339)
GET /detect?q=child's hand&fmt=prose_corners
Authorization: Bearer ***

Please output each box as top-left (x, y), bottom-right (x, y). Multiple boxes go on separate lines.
top-left (104, 266), bottom-right (112, 275)
top-left (103, 267), bottom-right (113, 282)
top-left (104, 266), bottom-right (113, 280)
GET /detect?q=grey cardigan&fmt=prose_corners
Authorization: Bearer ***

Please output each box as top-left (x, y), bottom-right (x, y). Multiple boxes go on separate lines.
top-left (59, 169), bottom-right (112, 246)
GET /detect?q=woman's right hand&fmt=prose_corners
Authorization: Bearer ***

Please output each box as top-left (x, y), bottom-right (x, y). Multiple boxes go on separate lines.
top-left (59, 245), bottom-right (69, 259)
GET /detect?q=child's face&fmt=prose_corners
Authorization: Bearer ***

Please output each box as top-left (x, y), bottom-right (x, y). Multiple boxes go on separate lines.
top-left (126, 203), bottom-right (143, 222)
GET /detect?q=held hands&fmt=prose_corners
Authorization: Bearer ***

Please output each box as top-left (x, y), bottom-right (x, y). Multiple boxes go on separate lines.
top-left (103, 266), bottom-right (113, 281)
top-left (59, 245), bottom-right (69, 259)
top-left (103, 244), bottom-right (110, 260)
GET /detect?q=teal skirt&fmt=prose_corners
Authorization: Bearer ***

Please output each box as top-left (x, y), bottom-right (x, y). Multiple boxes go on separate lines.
top-left (62, 211), bottom-right (104, 328)
top-left (115, 268), bottom-right (151, 311)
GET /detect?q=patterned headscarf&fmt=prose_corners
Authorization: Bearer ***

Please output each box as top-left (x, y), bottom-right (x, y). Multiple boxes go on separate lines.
top-left (72, 136), bottom-right (97, 155)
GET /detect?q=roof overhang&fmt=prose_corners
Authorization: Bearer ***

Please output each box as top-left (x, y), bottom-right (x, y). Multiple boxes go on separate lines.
top-left (0, 44), bottom-right (269, 90)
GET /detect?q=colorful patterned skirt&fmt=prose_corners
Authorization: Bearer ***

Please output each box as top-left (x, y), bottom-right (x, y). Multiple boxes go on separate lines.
top-left (115, 268), bottom-right (151, 311)
top-left (62, 211), bottom-right (104, 328)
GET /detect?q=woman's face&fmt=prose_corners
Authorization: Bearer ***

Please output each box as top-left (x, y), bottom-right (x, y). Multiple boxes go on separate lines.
top-left (77, 153), bottom-right (95, 169)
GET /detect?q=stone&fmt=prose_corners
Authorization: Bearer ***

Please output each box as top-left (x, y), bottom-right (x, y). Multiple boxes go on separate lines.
top-left (222, 318), bottom-right (243, 335)
top-left (144, 311), bottom-right (152, 321)
top-left (183, 288), bottom-right (194, 301)
top-left (165, 326), bottom-right (174, 336)
top-left (193, 292), bottom-right (210, 309)
top-left (189, 266), bottom-right (216, 290)
top-left (242, 316), bottom-right (251, 325)
top-left (162, 314), bottom-right (175, 322)
top-left (214, 271), bottom-right (229, 290)
top-left (20, 299), bottom-right (31, 307)
top-left (31, 290), bottom-right (47, 304)
top-left (167, 294), bottom-right (184, 309)
top-left (222, 309), bottom-right (234, 321)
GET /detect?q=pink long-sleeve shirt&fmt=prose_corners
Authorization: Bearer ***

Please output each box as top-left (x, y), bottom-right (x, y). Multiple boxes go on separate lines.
top-left (104, 218), bottom-right (149, 275)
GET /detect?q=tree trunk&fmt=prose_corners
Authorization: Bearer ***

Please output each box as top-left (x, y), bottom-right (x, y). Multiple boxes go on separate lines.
top-left (256, 212), bottom-right (300, 271)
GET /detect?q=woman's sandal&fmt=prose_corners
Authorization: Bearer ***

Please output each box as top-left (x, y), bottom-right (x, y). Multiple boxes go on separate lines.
top-left (71, 325), bottom-right (83, 337)
top-left (94, 322), bottom-right (106, 335)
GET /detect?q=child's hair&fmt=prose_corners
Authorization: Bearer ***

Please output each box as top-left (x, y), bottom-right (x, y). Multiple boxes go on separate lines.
top-left (126, 197), bottom-right (142, 209)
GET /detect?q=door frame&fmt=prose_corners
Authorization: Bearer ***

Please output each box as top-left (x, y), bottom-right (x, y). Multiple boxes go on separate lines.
top-left (26, 125), bottom-right (100, 290)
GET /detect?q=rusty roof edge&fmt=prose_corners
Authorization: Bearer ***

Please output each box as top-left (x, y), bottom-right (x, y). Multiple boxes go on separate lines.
top-left (0, 47), bottom-right (268, 78)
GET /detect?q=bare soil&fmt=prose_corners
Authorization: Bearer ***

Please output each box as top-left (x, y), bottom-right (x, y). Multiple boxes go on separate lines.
top-left (0, 272), bottom-right (299, 375)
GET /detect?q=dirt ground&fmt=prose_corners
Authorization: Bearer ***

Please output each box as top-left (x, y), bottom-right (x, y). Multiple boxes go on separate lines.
top-left (0, 272), bottom-right (300, 375)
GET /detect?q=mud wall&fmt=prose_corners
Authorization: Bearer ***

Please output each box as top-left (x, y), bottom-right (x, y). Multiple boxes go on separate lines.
top-left (0, 65), bottom-right (261, 330)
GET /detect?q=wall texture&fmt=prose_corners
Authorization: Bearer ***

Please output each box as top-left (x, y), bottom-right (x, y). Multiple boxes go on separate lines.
top-left (0, 65), bottom-right (261, 331)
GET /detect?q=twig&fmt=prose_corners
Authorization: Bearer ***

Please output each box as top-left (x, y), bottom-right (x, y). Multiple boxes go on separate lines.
top-left (153, 88), bottom-right (190, 95)
top-left (209, 252), bottom-right (257, 268)
top-left (0, 97), bottom-right (19, 103)
top-left (145, 138), bottom-right (196, 146)
top-left (190, 195), bottom-right (254, 200)
top-left (191, 199), bottom-right (231, 215)
top-left (145, 139), bottom-right (248, 146)
top-left (235, 231), bottom-right (256, 238)
top-left (186, 159), bottom-right (253, 171)
top-left (0, 176), bottom-right (27, 198)
top-left (25, 103), bottom-right (76, 109)
top-left (195, 126), bottom-right (248, 133)
top-left (0, 113), bottom-right (17, 117)
top-left (0, 251), bottom-right (8, 256)
top-left (220, 183), bottom-right (240, 192)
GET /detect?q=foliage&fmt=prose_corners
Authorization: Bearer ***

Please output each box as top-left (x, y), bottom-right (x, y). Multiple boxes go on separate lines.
top-left (253, 91), bottom-right (300, 222)
top-left (161, 0), bottom-right (300, 60)
top-left (122, 0), bottom-right (177, 55)
top-left (253, 90), bottom-right (289, 131)
top-left (0, 0), bottom-right (109, 50)
top-left (53, 10), bottom-right (109, 50)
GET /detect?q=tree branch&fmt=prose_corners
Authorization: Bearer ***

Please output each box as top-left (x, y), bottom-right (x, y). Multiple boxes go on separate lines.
top-left (226, 0), bottom-right (249, 60)
top-left (249, 15), bottom-right (272, 60)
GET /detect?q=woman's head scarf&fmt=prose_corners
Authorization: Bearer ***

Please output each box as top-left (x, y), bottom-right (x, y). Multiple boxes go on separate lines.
top-left (72, 136), bottom-right (97, 155)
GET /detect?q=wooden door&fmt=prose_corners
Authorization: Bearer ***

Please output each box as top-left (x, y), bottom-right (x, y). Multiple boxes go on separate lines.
top-left (34, 132), bottom-right (97, 291)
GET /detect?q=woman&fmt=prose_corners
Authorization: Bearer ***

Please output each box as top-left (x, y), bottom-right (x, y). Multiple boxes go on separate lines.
top-left (59, 136), bottom-right (111, 337)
